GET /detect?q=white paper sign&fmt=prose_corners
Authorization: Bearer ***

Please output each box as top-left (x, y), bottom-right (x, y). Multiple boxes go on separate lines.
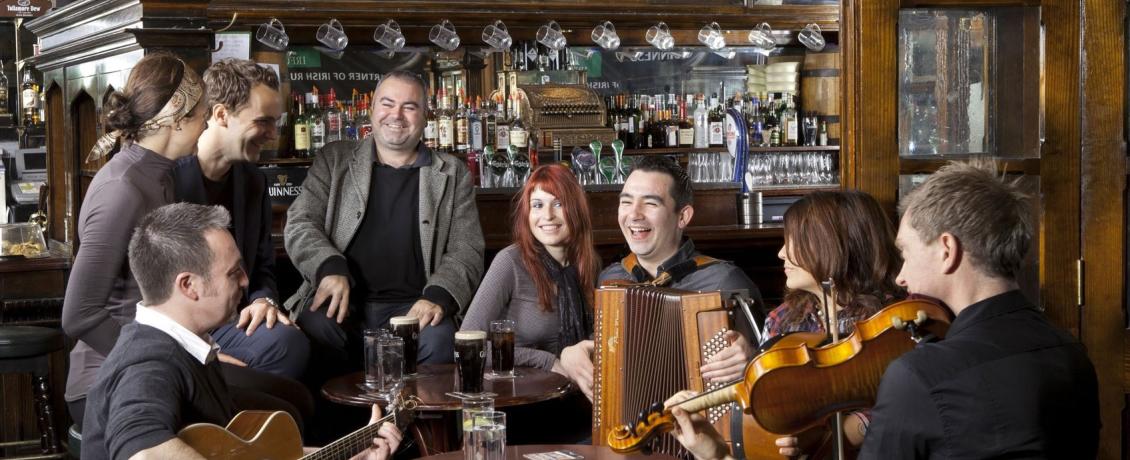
top-left (212, 32), bottom-right (252, 62)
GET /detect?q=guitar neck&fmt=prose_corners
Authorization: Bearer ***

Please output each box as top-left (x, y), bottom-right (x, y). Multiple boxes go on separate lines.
top-left (301, 413), bottom-right (397, 460)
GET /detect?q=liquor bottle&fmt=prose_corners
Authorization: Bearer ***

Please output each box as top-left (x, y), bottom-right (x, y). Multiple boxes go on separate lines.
top-left (437, 89), bottom-right (454, 153)
top-left (782, 93), bottom-right (799, 146)
top-left (455, 95), bottom-right (469, 154)
top-left (21, 65), bottom-right (39, 126)
top-left (470, 96), bottom-right (485, 151)
top-left (324, 89), bottom-right (343, 144)
top-left (769, 126), bottom-right (781, 147)
top-left (495, 100), bottom-right (511, 150)
top-left (309, 93), bottom-right (325, 155)
top-left (0, 60), bottom-right (8, 116)
top-left (677, 97), bottom-right (694, 148)
top-left (424, 94), bottom-right (438, 149)
top-left (819, 119), bottom-right (828, 146)
top-left (483, 97), bottom-right (497, 149)
top-left (665, 109), bottom-right (678, 148)
top-left (358, 94), bottom-right (373, 139)
top-left (344, 103), bottom-right (358, 141)
top-left (627, 95), bottom-right (641, 149)
top-left (708, 93), bottom-right (724, 147)
top-left (693, 94), bottom-right (708, 149)
top-left (293, 95), bottom-right (311, 158)
top-left (509, 100), bottom-right (529, 152)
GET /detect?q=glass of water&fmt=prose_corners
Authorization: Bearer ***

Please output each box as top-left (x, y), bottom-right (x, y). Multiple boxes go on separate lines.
top-left (464, 410), bottom-right (506, 460)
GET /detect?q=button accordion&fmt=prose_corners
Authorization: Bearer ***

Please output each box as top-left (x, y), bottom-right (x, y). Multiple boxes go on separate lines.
top-left (592, 285), bottom-right (744, 458)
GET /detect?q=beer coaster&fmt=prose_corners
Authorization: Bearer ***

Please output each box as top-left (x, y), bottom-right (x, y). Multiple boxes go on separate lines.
top-left (445, 391), bottom-right (499, 400)
top-left (484, 371), bottom-right (519, 380)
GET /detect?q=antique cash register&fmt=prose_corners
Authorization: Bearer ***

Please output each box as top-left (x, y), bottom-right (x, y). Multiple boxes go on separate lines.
top-left (515, 84), bottom-right (615, 149)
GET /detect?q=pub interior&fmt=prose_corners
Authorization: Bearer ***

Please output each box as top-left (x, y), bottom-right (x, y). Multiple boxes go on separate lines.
top-left (0, 0), bottom-right (1125, 458)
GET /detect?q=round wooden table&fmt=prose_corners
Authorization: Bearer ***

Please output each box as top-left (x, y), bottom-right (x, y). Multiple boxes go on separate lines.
top-left (322, 364), bottom-right (575, 455)
top-left (417, 444), bottom-right (681, 460)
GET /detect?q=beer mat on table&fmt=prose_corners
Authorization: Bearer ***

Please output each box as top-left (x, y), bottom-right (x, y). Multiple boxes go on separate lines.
top-left (523, 450), bottom-right (585, 460)
top-left (484, 371), bottom-right (520, 380)
top-left (445, 391), bottom-right (500, 400)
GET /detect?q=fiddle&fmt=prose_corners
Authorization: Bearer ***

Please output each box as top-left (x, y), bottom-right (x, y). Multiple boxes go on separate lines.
top-left (606, 298), bottom-right (951, 455)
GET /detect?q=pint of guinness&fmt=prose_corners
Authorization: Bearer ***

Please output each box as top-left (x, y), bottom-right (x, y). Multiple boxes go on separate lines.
top-left (455, 330), bottom-right (487, 393)
top-left (390, 316), bottom-right (420, 375)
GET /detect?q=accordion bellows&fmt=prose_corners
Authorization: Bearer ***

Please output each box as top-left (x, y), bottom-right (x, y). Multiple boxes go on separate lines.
top-left (592, 286), bottom-right (737, 458)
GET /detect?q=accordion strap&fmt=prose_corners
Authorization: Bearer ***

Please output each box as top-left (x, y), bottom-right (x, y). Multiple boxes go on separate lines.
top-left (614, 253), bottom-right (723, 287)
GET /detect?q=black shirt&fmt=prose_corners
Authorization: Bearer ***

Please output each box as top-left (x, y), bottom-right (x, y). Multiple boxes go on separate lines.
top-left (860, 290), bottom-right (1100, 459)
top-left (202, 171), bottom-right (234, 233)
top-left (337, 151), bottom-right (429, 304)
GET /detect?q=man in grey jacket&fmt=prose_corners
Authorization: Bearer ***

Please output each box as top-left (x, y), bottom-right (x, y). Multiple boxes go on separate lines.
top-left (284, 71), bottom-right (484, 370)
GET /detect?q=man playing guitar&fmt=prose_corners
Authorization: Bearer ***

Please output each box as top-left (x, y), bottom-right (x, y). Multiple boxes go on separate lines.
top-left (81, 203), bottom-right (403, 460)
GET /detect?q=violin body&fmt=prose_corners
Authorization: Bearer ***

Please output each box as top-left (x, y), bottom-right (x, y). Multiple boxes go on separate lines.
top-left (606, 299), bottom-right (950, 458)
top-left (746, 299), bottom-right (951, 435)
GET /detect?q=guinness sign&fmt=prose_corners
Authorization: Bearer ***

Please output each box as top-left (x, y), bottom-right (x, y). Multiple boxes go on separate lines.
top-left (2, 0), bottom-right (50, 18)
top-left (261, 166), bottom-right (307, 205)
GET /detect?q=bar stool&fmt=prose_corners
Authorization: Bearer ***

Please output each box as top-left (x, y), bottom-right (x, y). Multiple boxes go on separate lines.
top-left (0, 326), bottom-right (63, 457)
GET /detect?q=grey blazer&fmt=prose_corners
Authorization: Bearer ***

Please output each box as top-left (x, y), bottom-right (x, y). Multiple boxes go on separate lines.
top-left (283, 139), bottom-right (485, 318)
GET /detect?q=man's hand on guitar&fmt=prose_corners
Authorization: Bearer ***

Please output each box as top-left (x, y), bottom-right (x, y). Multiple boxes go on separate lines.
top-left (700, 331), bottom-right (753, 383)
top-left (558, 339), bottom-right (595, 401)
top-left (349, 404), bottom-right (403, 460)
top-left (665, 391), bottom-right (731, 460)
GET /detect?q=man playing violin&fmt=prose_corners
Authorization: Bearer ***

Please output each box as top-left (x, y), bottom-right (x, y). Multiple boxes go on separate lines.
top-left (665, 160), bottom-right (1100, 459)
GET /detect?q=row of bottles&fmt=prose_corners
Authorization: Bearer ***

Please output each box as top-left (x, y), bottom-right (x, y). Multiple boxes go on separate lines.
top-left (425, 88), bottom-right (531, 157)
top-left (605, 92), bottom-right (725, 150)
top-left (604, 89), bottom-right (830, 149)
top-left (287, 86), bottom-right (372, 158)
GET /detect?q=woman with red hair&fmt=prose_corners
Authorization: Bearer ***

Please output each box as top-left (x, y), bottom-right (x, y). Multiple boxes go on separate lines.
top-left (461, 164), bottom-right (600, 392)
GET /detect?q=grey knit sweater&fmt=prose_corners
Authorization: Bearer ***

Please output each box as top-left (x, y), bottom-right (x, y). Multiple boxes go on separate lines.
top-left (460, 244), bottom-right (571, 370)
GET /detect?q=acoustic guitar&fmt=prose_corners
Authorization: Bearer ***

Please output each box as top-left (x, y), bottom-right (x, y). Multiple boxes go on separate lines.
top-left (178, 393), bottom-right (418, 459)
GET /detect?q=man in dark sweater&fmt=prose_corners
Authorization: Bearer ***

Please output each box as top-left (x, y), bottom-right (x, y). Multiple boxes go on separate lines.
top-left (285, 70), bottom-right (484, 372)
top-left (83, 203), bottom-right (401, 460)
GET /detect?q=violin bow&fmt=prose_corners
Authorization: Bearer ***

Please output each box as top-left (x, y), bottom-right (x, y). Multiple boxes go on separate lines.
top-left (820, 279), bottom-right (846, 460)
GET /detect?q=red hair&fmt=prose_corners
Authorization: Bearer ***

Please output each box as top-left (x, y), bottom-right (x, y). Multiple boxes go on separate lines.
top-left (512, 164), bottom-right (599, 312)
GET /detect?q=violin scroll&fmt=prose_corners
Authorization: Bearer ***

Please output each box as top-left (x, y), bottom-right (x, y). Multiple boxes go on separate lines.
top-left (607, 401), bottom-right (675, 453)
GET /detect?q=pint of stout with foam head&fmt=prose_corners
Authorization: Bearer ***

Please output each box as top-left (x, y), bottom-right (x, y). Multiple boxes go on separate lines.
top-left (390, 316), bottom-right (419, 375)
top-left (455, 330), bottom-right (487, 393)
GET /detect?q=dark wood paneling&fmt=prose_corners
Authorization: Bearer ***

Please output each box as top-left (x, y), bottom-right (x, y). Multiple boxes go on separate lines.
top-left (1041, 0), bottom-right (1082, 335)
top-left (1077, 0), bottom-right (1126, 457)
top-left (848, 0), bottom-right (900, 212)
top-left (46, 83), bottom-right (68, 243)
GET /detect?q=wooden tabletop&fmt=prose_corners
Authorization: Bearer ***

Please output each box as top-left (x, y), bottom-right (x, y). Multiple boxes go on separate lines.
top-left (322, 364), bottom-right (574, 411)
top-left (417, 444), bottom-right (681, 460)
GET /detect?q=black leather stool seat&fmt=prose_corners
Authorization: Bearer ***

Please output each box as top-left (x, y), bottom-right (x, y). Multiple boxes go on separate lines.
top-left (0, 326), bottom-right (63, 359)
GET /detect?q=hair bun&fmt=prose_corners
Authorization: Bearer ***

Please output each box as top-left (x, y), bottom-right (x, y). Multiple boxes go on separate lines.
top-left (103, 91), bottom-right (139, 136)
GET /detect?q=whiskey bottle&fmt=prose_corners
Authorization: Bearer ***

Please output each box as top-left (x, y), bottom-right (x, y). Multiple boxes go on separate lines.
top-left (293, 95), bottom-right (311, 158)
